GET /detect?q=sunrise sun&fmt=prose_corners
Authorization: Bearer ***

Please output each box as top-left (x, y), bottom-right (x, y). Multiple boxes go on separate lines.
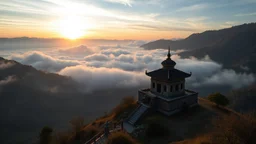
top-left (57, 16), bottom-right (85, 39)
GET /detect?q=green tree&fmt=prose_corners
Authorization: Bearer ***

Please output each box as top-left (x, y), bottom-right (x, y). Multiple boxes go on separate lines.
top-left (39, 126), bottom-right (53, 144)
top-left (207, 92), bottom-right (229, 106)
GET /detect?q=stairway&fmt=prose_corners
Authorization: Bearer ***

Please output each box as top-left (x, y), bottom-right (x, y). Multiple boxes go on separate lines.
top-left (128, 105), bottom-right (148, 125)
top-left (93, 135), bottom-right (106, 144)
top-left (85, 125), bottom-right (122, 144)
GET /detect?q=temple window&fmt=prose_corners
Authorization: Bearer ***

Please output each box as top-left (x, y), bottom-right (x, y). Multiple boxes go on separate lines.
top-left (164, 85), bottom-right (167, 92)
top-left (152, 82), bottom-right (155, 88)
top-left (157, 84), bottom-right (161, 93)
top-left (175, 84), bottom-right (179, 91)
top-left (170, 85), bottom-right (173, 92)
top-left (181, 83), bottom-right (183, 89)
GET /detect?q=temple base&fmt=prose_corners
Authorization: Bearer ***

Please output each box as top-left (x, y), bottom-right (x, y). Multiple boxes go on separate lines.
top-left (138, 89), bottom-right (198, 116)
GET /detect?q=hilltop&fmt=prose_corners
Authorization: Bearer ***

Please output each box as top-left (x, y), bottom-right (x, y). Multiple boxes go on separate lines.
top-left (47, 96), bottom-right (255, 144)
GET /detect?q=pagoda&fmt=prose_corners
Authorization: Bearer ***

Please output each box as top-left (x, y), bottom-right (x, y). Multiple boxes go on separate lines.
top-left (138, 47), bottom-right (198, 116)
top-left (124, 47), bottom-right (198, 130)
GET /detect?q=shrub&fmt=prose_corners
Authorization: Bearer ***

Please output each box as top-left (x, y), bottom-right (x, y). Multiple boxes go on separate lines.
top-left (112, 96), bottom-right (137, 118)
top-left (207, 93), bottom-right (229, 106)
top-left (39, 126), bottom-right (53, 144)
top-left (106, 132), bottom-right (139, 144)
top-left (81, 125), bottom-right (100, 141)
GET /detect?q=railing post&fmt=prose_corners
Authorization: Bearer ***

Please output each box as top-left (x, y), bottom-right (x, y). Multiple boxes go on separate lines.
top-left (104, 121), bottom-right (110, 138)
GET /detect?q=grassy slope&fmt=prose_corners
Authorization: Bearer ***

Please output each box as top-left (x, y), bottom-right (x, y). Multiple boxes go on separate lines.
top-left (137, 97), bottom-right (239, 144)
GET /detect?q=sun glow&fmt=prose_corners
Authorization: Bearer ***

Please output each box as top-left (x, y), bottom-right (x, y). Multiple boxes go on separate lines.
top-left (57, 16), bottom-right (86, 39)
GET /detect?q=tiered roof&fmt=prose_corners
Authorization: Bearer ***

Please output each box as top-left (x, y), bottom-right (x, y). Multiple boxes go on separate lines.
top-left (146, 47), bottom-right (191, 81)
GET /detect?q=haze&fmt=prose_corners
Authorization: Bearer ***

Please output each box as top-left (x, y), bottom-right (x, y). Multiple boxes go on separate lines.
top-left (1, 0), bottom-right (256, 40)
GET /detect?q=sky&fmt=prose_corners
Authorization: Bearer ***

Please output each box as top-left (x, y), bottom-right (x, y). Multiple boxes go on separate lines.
top-left (0, 0), bottom-right (256, 40)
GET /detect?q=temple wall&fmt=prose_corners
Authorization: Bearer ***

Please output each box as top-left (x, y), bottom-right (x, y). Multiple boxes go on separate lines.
top-left (138, 88), bottom-right (198, 116)
top-left (150, 79), bottom-right (185, 97)
top-left (156, 93), bottom-right (198, 112)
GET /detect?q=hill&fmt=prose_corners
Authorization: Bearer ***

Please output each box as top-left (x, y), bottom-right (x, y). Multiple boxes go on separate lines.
top-left (141, 23), bottom-right (256, 72)
top-left (0, 57), bottom-right (137, 144)
top-left (52, 96), bottom-right (256, 144)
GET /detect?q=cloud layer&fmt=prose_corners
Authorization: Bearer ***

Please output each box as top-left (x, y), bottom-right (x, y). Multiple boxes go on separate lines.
top-left (8, 43), bottom-right (256, 93)
top-left (59, 65), bottom-right (147, 92)
top-left (10, 51), bottom-right (80, 72)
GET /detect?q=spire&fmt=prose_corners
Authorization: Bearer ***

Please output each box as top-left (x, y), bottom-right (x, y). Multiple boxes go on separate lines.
top-left (161, 46), bottom-right (176, 69)
top-left (167, 46), bottom-right (171, 59)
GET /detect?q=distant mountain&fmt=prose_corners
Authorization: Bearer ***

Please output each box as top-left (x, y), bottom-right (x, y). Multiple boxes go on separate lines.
top-left (0, 57), bottom-right (80, 93)
top-left (141, 23), bottom-right (256, 72)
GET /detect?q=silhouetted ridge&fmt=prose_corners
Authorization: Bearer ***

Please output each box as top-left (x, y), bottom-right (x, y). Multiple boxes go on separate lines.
top-left (141, 23), bottom-right (256, 72)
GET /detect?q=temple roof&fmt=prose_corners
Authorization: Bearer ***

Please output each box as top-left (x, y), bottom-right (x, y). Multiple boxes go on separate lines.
top-left (146, 68), bottom-right (191, 81)
top-left (146, 46), bottom-right (191, 81)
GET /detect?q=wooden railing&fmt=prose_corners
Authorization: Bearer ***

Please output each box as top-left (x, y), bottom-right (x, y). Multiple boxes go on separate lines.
top-left (84, 122), bottom-right (122, 144)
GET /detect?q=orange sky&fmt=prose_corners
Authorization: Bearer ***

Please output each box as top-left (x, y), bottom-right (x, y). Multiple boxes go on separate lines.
top-left (0, 0), bottom-right (255, 40)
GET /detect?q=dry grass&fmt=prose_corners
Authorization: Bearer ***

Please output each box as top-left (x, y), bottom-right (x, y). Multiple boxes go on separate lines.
top-left (137, 97), bottom-right (241, 143)
top-left (171, 134), bottom-right (211, 144)
top-left (107, 132), bottom-right (140, 144)
top-left (172, 111), bottom-right (256, 144)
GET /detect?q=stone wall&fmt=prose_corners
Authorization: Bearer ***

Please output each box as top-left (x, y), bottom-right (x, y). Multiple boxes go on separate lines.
top-left (157, 93), bottom-right (198, 114)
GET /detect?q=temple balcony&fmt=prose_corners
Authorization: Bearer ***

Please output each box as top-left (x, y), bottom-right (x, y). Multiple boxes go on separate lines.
top-left (138, 88), bottom-right (198, 103)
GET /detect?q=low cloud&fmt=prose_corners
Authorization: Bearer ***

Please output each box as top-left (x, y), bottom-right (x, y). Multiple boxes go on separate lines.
top-left (116, 54), bottom-right (135, 63)
top-left (58, 45), bottom-right (94, 56)
top-left (128, 40), bottom-right (148, 47)
top-left (58, 65), bottom-right (148, 92)
top-left (84, 53), bottom-right (111, 61)
top-left (190, 69), bottom-right (255, 89)
top-left (101, 49), bottom-right (131, 56)
top-left (10, 51), bottom-right (80, 72)
top-left (6, 44), bottom-right (256, 93)
top-left (0, 61), bottom-right (15, 69)
top-left (0, 76), bottom-right (16, 86)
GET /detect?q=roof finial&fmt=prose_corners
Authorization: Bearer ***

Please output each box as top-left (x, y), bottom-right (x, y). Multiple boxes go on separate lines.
top-left (167, 46), bottom-right (171, 59)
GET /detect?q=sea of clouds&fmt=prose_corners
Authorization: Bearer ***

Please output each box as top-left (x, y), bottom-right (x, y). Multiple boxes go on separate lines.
top-left (3, 41), bottom-right (255, 95)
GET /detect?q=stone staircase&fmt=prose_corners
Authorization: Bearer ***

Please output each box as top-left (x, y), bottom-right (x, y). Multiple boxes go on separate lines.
top-left (92, 134), bottom-right (106, 144)
top-left (128, 104), bottom-right (148, 125)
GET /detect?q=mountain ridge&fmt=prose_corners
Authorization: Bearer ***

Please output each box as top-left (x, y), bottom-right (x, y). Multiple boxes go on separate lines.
top-left (141, 23), bottom-right (256, 72)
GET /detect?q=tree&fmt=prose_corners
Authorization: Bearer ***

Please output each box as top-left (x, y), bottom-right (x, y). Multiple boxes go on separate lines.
top-left (69, 117), bottom-right (85, 140)
top-left (39, 126), bottom-right (53, 144)
top-left (106, 132), bottom-right (139, 144)
top-left (207, 92), bottom-right (229, 106)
